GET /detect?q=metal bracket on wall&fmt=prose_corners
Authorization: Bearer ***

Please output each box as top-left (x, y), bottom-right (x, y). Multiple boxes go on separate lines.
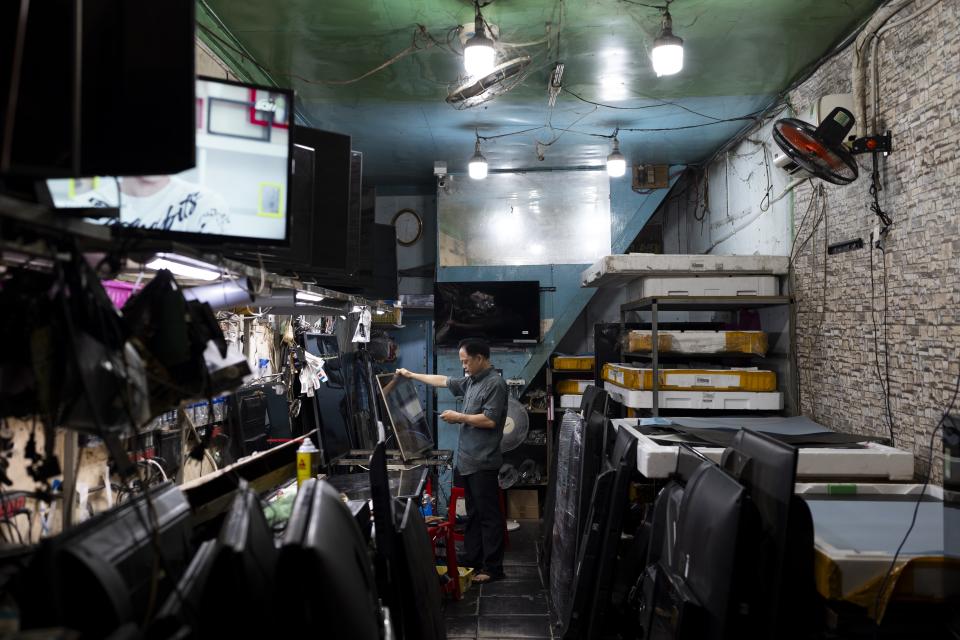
top-left (827, 238), bottom-right (864, 255)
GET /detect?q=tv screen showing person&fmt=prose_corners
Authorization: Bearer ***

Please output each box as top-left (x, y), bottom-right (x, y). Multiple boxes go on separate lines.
top-left (44, 77), bottom-right (292, 245)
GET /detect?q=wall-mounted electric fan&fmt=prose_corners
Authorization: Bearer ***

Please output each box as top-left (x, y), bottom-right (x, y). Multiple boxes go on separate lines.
top-left (772, 107), bottom-right (858, 185)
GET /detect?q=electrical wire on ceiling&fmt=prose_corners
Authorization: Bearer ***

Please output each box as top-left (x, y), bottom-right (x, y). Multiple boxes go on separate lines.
top-left (197, 22), bottom-right (460, 87)
top-left (562, 87), bottom-right (729, 121)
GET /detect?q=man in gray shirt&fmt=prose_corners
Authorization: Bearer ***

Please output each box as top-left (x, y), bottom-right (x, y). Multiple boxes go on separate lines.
top-left (397, 338), bottom-right (508, 582)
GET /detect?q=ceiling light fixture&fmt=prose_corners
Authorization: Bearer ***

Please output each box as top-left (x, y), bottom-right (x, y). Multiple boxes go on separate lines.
top-left (607, 136), bottom-right (627, 178)
top-left (145, 253), bottom-right (221, 281)
top-left (295, 290), bottom-right (325, 303)
top-left (468, 136), bottom-right (488, 180)
top-left (651, 6), bottom-right (683, 77)
top-left (464, 1), bottom-right (496, 78)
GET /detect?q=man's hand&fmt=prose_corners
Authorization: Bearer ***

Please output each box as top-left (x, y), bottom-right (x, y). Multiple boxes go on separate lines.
top-left (439, 410), bottom-right (461, 424)
top-left (396, 368), bottom-right (413, 378)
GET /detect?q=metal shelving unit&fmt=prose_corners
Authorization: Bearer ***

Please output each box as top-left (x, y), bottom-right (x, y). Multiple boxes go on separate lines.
top-left (618, 295), bottom-right (796, 417)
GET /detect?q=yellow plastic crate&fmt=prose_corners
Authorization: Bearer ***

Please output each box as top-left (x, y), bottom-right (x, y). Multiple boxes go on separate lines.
top-left (556, 379), bottom-right (593, 394)
top-left (623, 330), bottom-right (768, 356)
top-left (552, 355), bottom-right (595, 371)
top-left (602, 363), bottom-right (777, 392)
top-left (437, 565), bottom-right (475, 594)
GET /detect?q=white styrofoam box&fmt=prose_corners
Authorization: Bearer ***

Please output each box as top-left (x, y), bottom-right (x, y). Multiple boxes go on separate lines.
top-left (560, 394), bottom-right (583, 409)
top-left (582, 253), bottom-right (790, 288)
top-left (604, 382), bottom-right (783, 411)
top-left (611, 419), bottom-right (916, 481)
top-left (798, 483), bottom-right (951, 601)
top-left (633, 275), bottom-right (779, 298)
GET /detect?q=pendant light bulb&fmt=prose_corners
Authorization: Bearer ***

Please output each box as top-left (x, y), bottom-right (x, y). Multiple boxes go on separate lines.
top-left (651, 10), bottom-right (684, 77)
top-left (606, 137), bottom-right (627, 178)
top-left (464, 10), bottom-right (496, 78)
top-left (468, 137), bottom-right (488, 180)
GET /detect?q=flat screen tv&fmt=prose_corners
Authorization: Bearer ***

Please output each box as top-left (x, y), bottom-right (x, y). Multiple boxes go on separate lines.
top-left (1, 0), bottom-right (195, 178)
top-left (41, 76), bottom-right (293, 246)
top-left (434, 280), bottom-right (540, 346)
top-left (253, 126), bottom-right (353, 271)
top-left (276, 479), bottom-right (381, 639)
top-left (375, 373), bottom-right (433, 461)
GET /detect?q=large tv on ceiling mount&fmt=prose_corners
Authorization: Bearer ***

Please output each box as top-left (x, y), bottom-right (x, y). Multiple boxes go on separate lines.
top-left (434, 280), bottom-right (541, 347)
top-left (252, 126), bottom-right (353, 270)
top-left (1, 0), bottom-right (196, 178)
top-left (41, 76), bottom-right (294, 247)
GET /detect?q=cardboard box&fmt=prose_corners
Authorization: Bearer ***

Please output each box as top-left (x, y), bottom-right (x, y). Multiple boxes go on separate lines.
top-left (506, 489), bottom-right (539, 520)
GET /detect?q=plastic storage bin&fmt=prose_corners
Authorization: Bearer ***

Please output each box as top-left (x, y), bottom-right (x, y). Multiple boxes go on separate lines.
top-left (623, 330), bottom-right (768, 356)
top-left (556, 379), bottom-right (593, 394)
top-left (552, 355), bottom-right (595, 371)
top-left (601, 363), bottom-right (777, 392)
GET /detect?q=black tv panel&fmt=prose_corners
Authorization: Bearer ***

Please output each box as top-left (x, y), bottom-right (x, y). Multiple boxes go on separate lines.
top-left (395, 498), bottom-right (445, 640)
top-left (720, 429), bottom-right (799, 635)
top-left (434, 280), bottom-right (541, 346)
top-left (301, 332), bottom-right (355, 465)
top-left (20, 483), bottom-right (192, 636)
top-left (673, 462), bottom-right (746, 639)
top-left (0, 0), bottom-right (195, 177)
top-left (42, 76), bottom-right (294, 247)
top-left (201, 486), bottom-right (278, 637)
top-left (149, 538), bottom-right (218, 638)
top-left (277, 479), bottom-right (381, 639)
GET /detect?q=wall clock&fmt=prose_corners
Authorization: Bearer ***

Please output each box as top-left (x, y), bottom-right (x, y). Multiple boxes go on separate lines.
top-left (391, 208), bottom-right (423, 247)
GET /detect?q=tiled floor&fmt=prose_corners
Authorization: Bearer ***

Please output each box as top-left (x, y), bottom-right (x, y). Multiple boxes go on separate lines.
top-left (443, 520), bottom-right (556, 639)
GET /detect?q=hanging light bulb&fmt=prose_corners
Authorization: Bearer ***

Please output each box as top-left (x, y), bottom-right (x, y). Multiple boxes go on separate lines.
top-left (607, 136), bottom-right (627, 178)
top-left (468, 137), bottom-right (488, 180)
top-left (463, 3), bottom-right (496, 78)
top-left (651, 8), bottom-right (683, 77)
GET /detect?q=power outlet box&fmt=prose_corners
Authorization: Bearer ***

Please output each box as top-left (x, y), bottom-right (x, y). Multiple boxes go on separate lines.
top-left (632, 164), bottom-right (670, 190)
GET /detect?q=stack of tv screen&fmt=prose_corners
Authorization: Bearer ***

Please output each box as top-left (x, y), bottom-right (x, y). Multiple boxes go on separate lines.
top-left (34, 76), bottom-right (396, 300)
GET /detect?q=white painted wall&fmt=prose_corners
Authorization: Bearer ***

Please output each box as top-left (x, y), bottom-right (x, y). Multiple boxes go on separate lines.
top-left (374, 194), bottom-right (437, 295)
top-left (662, 118), bottom-right (795, 257)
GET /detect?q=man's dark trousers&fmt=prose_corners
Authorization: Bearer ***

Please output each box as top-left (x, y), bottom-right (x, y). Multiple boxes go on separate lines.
top-left (462, 469), bottom-right (504, 577)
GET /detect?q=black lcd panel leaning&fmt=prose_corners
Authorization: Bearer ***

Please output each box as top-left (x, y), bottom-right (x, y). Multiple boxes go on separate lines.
top-left (434, 280), bottom-right (541, 346)
top-left (276, 479), bottom-right (381, 639)
top-left (0, 0), bottom-right (195, 177)
top-left (301, 333), bottom-right (354, 465)
top-left (376, 373), bottom-right (433, 461)
top-left (42, 76), bottom-right (294, 247)
top-left (720, 429), bottom-right (799, 635)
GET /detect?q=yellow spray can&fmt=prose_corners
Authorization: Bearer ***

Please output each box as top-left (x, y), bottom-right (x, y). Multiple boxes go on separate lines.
top-left (296, 438), bottom-right (319, 488)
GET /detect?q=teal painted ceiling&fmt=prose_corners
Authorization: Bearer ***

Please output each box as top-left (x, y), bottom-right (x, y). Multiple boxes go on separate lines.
top-left (198, 0), bottom-right (879, 186)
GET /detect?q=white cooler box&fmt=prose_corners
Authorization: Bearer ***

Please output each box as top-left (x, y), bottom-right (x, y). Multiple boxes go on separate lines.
top-left (605, 382), bottom-right (783, 411)
top-left (629, 275), bottom-right (779, 298)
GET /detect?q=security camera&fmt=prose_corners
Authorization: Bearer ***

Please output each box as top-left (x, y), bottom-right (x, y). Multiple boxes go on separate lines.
top-left (437, 175), bottom-right (447, 188)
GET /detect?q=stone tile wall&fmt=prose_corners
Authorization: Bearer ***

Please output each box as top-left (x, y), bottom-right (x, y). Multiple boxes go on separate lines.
top-left (659, 0), bottom-right (960, 481)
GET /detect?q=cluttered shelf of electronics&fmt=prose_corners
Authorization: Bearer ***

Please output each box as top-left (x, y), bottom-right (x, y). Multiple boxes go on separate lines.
top-left (0, 69), bottom-right (420, 635)
top-left (0, 203), bottom-right (449, 635)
